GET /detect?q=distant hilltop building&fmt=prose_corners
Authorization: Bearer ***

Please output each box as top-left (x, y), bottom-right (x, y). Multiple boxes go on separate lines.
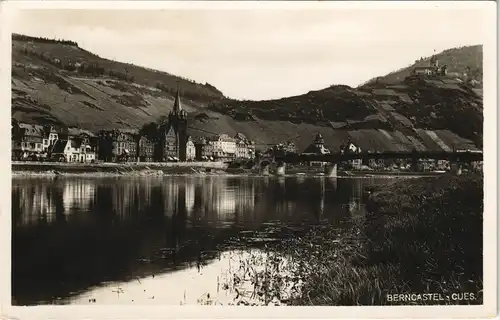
top-left (411, 55), bottom-right (448, 77)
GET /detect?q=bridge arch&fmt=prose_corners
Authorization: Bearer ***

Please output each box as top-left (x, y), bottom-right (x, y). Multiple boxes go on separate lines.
top-left (256, 155), bottom-right (275, 169)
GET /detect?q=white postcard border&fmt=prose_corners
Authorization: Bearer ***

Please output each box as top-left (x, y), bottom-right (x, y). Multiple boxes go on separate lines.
top-left (0, 1), bottom-right (497, 319)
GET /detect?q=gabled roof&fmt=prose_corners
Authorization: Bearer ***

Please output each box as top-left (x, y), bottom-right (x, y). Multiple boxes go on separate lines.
top-left (70, 139), bottom-right (82, 149)
top-left (68, 127), bottom-right (96, 137)
top-left (208, 134), bottom-right (235, 142)
top-left (19, 123), bottom-right (44, 137)
top-left (302, 144), bottom-right (330, 155)
top-left (51, 139), bottom-right (68, 154)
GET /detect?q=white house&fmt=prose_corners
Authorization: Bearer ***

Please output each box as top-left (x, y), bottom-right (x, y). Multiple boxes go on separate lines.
top-left (186, 139), bottom-right (196, 161)
top-left (50, 138), bottom-right (96, 163)
top-left (342, 142), bottom-right (362, 170)
top-left (208, 134), bottom-right (237, 160)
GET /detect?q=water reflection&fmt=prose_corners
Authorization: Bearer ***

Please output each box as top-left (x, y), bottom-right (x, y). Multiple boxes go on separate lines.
top-left (12, 176), bottom-right (387, 305)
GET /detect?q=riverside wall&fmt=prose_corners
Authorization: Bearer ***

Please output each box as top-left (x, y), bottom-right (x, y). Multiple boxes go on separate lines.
top-left (11, 161), bottom-right (230, 176)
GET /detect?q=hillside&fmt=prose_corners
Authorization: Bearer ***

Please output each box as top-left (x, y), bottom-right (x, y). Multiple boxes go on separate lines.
top-left (11, 34), bottom-right (483, 152)
top-left (362, 45), bottom-right (483, 86)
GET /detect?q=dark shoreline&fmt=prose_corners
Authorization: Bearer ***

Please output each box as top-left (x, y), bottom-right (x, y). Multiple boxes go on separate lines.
top-left (261, 172), bottom-right (484, 306)
top-left (217, 172), bottom-right (483, 306)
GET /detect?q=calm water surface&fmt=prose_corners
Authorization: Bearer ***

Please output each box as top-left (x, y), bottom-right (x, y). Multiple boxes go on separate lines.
top-left (12, 175), bottom-right (396, 305)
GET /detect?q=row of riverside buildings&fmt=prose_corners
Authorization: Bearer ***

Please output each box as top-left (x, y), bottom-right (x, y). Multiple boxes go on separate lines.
top-left (12, 88), bottom-right (256, 163)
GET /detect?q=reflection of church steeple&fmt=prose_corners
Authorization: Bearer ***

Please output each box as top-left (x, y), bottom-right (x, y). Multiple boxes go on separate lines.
top-left (170, 183), bottom-right (187, 251)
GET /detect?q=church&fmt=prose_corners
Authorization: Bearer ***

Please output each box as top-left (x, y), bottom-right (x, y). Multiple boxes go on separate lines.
top-left (156, 86), bottom-right (189, 161)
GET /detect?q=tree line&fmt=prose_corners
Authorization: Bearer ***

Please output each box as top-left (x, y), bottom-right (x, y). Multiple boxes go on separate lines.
top-left (13, 34), bottom-right (78, 47)
top-left (20, 47), bottom-right (135, 81)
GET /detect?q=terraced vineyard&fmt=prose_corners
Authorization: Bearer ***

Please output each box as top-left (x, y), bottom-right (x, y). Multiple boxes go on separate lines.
top-left (11, 34), bottom-right (483, 152)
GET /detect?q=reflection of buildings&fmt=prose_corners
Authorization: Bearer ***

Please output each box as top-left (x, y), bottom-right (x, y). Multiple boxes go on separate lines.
top-left (14, 184), bottom-right (57, 225)
top-left (14, 176), bottom-right (379, 229)
top-left (14, 181), bottom-right (93, 225)
top-left (341, 178), bottom-right (366, 217)
top-left (202, 178), bottom-right (236, 220)
top-left (186, 178), bottom-right (257, 223)
top-left (185, 181), bottom-right (195, 216)
top-left (163, 182), bottom-right (180, 218)
top-left (63, 180), bottom-right (95, 212)
top-left (217, 187), bottom-right (236, 218)
top-left (111, 183), bottom-right (136, 218)
top-left (234, 179), bottom-right (256, 220)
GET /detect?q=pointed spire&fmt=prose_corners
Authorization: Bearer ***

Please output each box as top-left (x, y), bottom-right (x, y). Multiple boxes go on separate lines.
top-left (173, 82), bottom-right (182, 114)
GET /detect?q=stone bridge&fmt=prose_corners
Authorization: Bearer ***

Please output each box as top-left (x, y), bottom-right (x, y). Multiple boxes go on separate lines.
top-left (256, 150), bottom-right (482, 176)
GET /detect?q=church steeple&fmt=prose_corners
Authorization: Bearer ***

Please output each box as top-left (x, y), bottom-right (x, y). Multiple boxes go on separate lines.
top-left (173, 83), bottom-right (182, 114)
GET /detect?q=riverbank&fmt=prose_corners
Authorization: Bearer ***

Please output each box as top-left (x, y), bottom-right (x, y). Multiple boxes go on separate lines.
top-left (223, 173), bottom-right (483, 305)
top-left (11, 161), bottom-right (229, 177)
top-left (12, 161), bottom-right (446, 178)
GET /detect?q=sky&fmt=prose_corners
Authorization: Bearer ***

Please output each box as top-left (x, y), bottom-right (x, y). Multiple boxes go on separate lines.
top-left (9, 3), bottom-right (491, 100)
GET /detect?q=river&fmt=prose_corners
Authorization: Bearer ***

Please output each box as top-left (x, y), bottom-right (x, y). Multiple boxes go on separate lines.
top-left (12, 175), bottom-right (400, 305)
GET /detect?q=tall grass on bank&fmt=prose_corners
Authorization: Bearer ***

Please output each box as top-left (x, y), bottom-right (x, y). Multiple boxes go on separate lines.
top-left (220, 173), bottom-right (483, 306)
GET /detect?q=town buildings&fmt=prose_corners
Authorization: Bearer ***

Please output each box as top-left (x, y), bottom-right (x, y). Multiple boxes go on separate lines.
top-left (66, 128), bottom-right (97, 162)
top-left (206, 134), bottom-right (237, 161)
top-left (11, 86), bottom-right (259, 164)
top-left (138, 136), bottom-right (155, 162)
top-left (195, 138), bottom-right (213, 161)
top-left (98, 129), bottom-right (136, 162)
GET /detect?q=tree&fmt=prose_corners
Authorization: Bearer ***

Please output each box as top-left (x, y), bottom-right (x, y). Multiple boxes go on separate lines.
top-left (139, 122), bottom-right (160, 142)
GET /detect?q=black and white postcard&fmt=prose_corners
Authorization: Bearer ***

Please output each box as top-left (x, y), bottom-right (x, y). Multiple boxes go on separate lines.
top-left (0, 1), bottom-right (497, 319)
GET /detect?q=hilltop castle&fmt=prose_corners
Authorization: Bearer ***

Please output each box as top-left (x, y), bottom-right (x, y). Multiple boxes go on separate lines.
top-left (411, 56), bottom-right (448, 77)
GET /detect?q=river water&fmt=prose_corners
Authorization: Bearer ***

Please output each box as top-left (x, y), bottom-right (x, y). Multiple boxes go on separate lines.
top-left (12, 175), bottom-right (397, 305)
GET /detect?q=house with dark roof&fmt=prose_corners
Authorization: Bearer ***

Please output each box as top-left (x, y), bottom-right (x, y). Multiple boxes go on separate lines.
top-left (41, 125), bottom-right (62, 153)
top-left (50, 139), bottom-right (70, 162)
top-left (12, 123), bottom-right (45, 160)
top-left (49, 137), bottom-right (96, 163)
top-left (98, 129), bottom-right (137, 162)
top-left (302, 133), bottom-right (331, 167)
top-left (138, 135), bottom-right (155, 162)
top-left (193, 137), bottom-right (209, 161)
top-left (302, 133), bottom-right (330, 155)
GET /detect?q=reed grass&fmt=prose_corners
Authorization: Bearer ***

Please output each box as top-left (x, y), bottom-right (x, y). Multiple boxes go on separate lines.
top-left (219, 173), bottom-right (483, 306)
